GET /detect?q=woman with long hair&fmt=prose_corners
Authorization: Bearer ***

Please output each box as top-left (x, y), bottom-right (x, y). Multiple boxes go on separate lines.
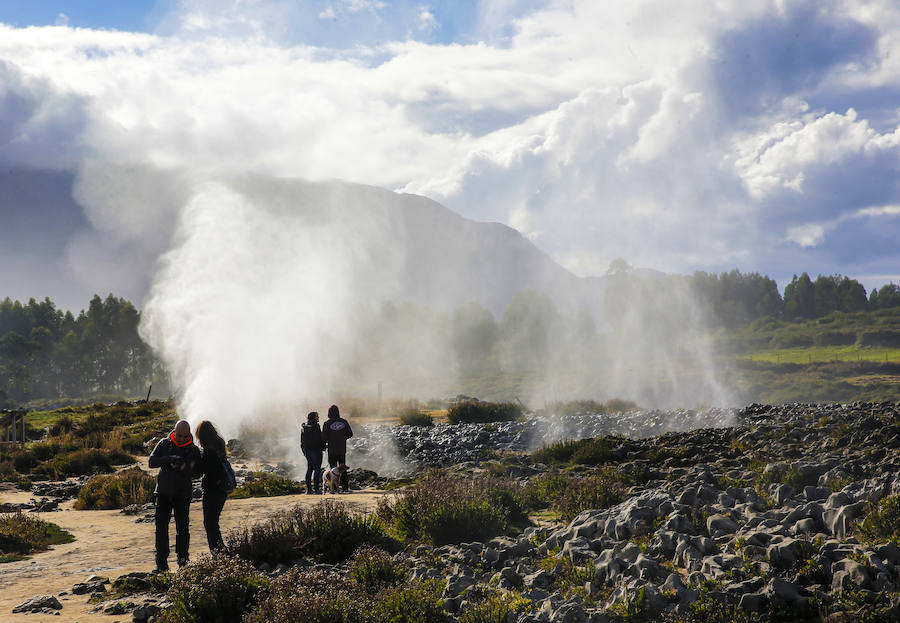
top-left (195, 420), bottom-right (228, 552)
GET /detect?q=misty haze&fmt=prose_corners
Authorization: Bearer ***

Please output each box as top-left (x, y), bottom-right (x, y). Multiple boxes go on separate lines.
top-left (2, 3), bottom-right (900, 621)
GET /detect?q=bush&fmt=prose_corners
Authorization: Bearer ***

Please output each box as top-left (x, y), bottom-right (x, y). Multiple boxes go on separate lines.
top-left (377, 471), bottom-right (530, 545)
top-left (397, 409), bottom-right (433, 427)
top-left (243, 569), bottom-right (362, 623)
top-left (858, 330), bottom-right (900, 347)
top-left (231, 472), bottom-right (303, 499)
top-left (551, 474), bottom-right (625, 522)
top-left (816, 331), bottom-right (857, 346)
top-left (226, 500), bottom-right (386, 566)
top-left (458, 590), bottom-right (534, 623)
top-left (447, 401), bottom-right (522, 424)
top-left (531, 437), bottom-right (617, 466)
top-left (31, 448), bottom-right (135, 479)
top-left (0, 512), bottom-right (75, 562)
top-left (602, 398), bottom-right (638, 413)
top-left (348, 546), bottom-right (408, 592)
top-left (74, 468), bottom-right (156, 510)
top-left (162, 553), bottom-right (268, 623)
top-left (368, 581), bottom-right (446, 623)
top-left (857, 495), bottom-right (900, 544)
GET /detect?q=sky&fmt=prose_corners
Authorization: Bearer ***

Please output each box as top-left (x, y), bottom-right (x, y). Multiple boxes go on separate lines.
top-left (1, 0), bottom-right (899, 311)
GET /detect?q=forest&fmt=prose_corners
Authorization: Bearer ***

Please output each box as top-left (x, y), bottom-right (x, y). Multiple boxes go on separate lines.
top-left (1, 269), bottom-right (899, 404)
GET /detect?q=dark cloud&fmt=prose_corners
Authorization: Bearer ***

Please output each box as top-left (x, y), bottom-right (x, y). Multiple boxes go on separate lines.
top-left (0, 61), bottom-right (88, 168)
top-left (708, 3), bottom-right (876, 117)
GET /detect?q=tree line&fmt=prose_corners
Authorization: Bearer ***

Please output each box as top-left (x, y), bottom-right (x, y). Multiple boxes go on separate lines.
top-left (684, 269), bottom-right (899, 327)
top-left (0, 294), bottom-right (161, 404)
top-left (2, 269), bottom-right (899, 403)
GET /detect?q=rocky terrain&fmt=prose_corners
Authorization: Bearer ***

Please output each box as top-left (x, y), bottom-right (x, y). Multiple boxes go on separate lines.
top-left (8, 400), bottom-right (900, 622)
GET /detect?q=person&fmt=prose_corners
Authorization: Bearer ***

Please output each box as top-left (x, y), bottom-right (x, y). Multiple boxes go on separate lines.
top-left (321, 404), bottom-right (353, 492)
top-left (195, 420), bottom-right (229, 552)
top-left (300, 411), bottom-right (325, 494)
top-left (149, 420), bottom-right (201, 571)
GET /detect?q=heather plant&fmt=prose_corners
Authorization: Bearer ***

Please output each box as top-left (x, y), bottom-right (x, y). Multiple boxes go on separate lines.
top-left (550, 473), bottom-right (625, 522)
top-left (230, 472), bottom-right (303, 498)
top-left (458, 589), bottom-right (534, 623)
top-left (0, 512), bottom-right (75, 562)
top-left (348, 546), bottom-right (408, 592)
top-left (446, 400), bottom-right (522, 424)
top-left (162, 553), bottom-right (269, 623)
top-left (243, 569), bottom-right (363, 623)
top-left (397, 408), bottom-right (433, 427)
top-left (531, 436), bottom-right (618, 466)
top-left (74, 467), bottom-right (155, 510)
top-left (226, 501), bottom-right (386, 565)
top-left (31, 447), bottom-right (135, 479)
top-left (376, 471), bottom-right (531, 545)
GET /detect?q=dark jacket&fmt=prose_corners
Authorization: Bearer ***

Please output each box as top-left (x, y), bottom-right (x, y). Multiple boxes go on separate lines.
top-left (322, 416), bottom-right (353, 456)
top-left (149, 432), bottom-right (202, 498)
top-left (199, 447), bottom-right (227, 492)
top-left (300, 422), bottom-right (324, 454)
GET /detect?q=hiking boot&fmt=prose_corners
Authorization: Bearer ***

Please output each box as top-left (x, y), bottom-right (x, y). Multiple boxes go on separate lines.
top-left (154, 562), bottom-right (169, 573)
top-left (177, 558), bottom-right (189, 569)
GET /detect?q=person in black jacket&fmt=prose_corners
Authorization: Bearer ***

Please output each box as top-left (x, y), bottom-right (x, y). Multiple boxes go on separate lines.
top-left (321, 404), bottom-right (353, 492)
top-left (196, 420), bottom-right (228, 552)
top-left (300, 411), bottom-right (325, 494)
top-left (149, 420), bottom-right (201, 571)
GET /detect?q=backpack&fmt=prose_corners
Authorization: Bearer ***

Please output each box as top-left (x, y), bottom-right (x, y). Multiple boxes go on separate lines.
top-left (219, 456), bottom-right (237, 494)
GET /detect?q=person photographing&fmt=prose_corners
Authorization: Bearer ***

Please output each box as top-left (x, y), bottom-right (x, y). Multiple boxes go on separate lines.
top-left (149, 420), bottom-right (201, 571)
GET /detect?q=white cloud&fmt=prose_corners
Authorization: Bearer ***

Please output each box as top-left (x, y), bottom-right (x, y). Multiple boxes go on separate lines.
top-left (0, 0), bottom-right (898, 287)
top-left (787, 223), bottom-right (826, 247)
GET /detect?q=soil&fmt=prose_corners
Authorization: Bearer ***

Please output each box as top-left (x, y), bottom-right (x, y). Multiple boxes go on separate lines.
top-left (0, 484), bottom-right (392, 622)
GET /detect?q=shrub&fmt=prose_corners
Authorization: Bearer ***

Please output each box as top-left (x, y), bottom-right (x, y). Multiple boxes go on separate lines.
top-left (551, 474), bottom-right (625, 522)
top-left (531, 437), bottom-right (617, 466)
top-left (31, 448), bottom-right (135, 479)
top-left (231, 472), bottom-right (303, 499)
top-left (816, 331), bottom-right (856, 346)
top-left (447, 401), bottom-right (522, 424)
top-left (377, 471), bottom-right (530, 545)
top-left (162, 553), bottom-right (268, 623)
top-left (458, 590), bottom-right (533, 623)
top-left (368, 581), bottom-right (446, 623)
top-left (0, 512), bottom-right (75, 562)
top-left (397, 409), bottom-right (433, 427)
top-left (74, 468), bottom-right (156, 510)
top-left (858, 330), bottom-right (900, 347)
top-left (244, 568), bottom-right (364, 623)
top-left (226, 501), bottom-right (386, 565)
top-left (857, 495), bottom-right (900, 545)
top-left (348, 546), bottom-right (408, 592)
top-left (602, 398), bottom-right (638, 413)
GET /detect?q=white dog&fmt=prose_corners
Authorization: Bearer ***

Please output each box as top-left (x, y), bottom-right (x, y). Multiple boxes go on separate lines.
top-left (322, 464), bottom-right (347, 493)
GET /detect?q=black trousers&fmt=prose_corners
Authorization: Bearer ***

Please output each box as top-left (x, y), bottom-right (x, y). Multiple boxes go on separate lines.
top-left (155, 493), bottom-right (191, 566)
top-left (202, 488), bottom-right (227, 552)
top-left (304, 449), bottom-right (323, 492)
top-left (327, 453), bottom-right (349, 490)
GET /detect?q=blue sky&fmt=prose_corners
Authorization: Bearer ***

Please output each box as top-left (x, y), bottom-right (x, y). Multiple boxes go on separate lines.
top-left (0, 0), bottom-right (158, 31)
top-left (1, 0), bottom-right (899, 310)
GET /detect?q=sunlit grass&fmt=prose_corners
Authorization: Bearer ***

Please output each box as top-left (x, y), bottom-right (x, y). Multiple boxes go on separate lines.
top-left (740, 346), bottom-right (900, 364)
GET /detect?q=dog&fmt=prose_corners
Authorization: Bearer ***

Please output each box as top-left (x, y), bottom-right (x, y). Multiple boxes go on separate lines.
top-left (322, 464), bottom-right (347, 493)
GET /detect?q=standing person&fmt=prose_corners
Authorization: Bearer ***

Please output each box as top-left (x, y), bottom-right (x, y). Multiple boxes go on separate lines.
top-left (196, 420), bottom-right (229, 552)
top-left (300, 411), bottom-right (325, 494)
top-left (321, 404), bottom-right (353, 492)
top-left (149, 420), bottom-right (201, 571)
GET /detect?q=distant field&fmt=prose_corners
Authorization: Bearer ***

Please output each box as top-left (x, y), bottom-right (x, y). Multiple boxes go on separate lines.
top-left (740, 346), bottom-right (900, 365)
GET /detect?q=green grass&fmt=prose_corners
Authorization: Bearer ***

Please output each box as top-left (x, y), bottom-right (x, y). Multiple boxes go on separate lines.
top-left (230, 472), bottom-right (304, 498)
top-left (741, 345), bottom-right (900, 364)
top-left (0, 512), bottom-right (75, 562)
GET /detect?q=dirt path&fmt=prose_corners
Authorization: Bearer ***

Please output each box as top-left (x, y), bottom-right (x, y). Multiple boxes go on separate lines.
top-left (0, 489), bottom-right (392, 622)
